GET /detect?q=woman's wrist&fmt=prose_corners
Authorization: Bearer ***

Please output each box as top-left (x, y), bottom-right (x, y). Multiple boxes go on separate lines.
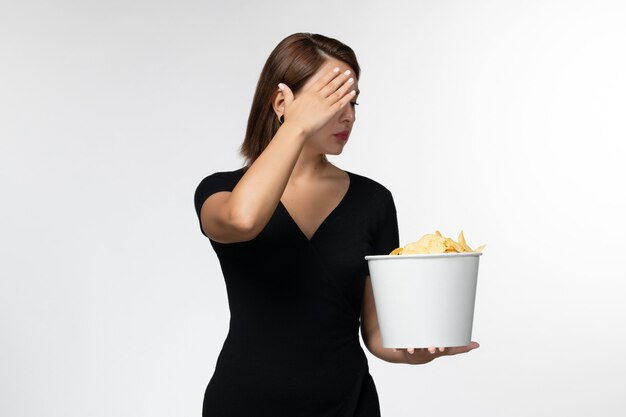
top-left (278, 121), bottom-right (308, 142)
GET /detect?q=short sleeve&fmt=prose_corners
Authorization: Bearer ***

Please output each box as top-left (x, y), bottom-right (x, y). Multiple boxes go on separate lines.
top-left (193, 170), bottom-right (241, 236)
top-left (373, 192), bottom-right (400, 256)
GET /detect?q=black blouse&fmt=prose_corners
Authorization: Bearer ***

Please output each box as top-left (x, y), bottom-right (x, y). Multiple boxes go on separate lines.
top-left (194, 167), bottom-right (399, 417)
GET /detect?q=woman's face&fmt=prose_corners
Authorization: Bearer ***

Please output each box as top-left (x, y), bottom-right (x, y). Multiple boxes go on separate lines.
top-left (300, 58), bottom-right (360, 157)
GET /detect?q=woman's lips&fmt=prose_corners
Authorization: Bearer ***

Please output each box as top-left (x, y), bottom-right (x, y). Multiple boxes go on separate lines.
top-left (333, 131), bottom-right (349, 140)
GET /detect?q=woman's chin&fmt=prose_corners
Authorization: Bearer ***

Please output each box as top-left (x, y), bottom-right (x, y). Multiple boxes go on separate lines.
top-left (327, 145), bottom-right (347, 156)
top-left (325, 151), bottom-right (343, 158)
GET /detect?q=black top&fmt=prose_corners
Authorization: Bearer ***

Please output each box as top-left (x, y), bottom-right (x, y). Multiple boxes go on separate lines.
top-left (194, 167), bottom-right (399, 417)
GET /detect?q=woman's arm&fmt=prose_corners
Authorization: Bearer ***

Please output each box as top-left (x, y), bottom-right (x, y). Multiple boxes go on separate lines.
top-left (199, 122), bottom-right (307, 243)
top-left (360, 276), bottom-right (480, 365)
top-left (200, 64), bottom-right (356, 243)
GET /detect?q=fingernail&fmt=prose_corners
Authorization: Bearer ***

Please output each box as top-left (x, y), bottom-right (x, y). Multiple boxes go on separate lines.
top-left (344, 70), bottom-right (351, 76)
top-left (438, 347), bottom-right (445, 352)
top-left (350, 90), bottom-right (356, 95)
top-left (348, 77), bottom-right (354, 84)
top-left (333, 67), bottom-right (340, 72)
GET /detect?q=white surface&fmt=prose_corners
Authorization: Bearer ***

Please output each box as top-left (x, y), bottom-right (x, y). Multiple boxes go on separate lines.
top-left (366, 253), bottom-right (480, 347)
top-left (1, 1), bottom-right (625, 416)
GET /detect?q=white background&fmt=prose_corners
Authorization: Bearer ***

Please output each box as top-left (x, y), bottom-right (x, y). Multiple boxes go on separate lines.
top-left (1, 0), bottom-right (625, 416)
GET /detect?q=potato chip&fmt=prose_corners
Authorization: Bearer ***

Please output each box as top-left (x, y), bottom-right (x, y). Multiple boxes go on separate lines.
top-left (473, 244), bottom-right (486, 253)
top-left (457, 231), bottom-right (472, 252)
top-left (389, 230), bottom-right (485, 255)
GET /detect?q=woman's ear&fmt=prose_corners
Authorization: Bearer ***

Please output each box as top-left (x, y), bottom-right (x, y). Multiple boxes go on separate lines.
top-left (272, 83), bottom-right (294, 120)
top-left (272, 87), bottom-right (285, 118)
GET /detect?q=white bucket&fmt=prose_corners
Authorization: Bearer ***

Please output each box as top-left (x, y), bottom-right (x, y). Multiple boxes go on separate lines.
top-left (365, 252), bottom-right (481, 348)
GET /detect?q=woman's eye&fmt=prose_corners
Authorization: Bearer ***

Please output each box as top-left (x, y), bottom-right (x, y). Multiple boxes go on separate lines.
top-left (350, 102), bottom-right (359, 107)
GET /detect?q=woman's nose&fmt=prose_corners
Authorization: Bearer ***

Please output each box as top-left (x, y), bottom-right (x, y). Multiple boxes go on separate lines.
top-left (340, 105), bottom-right (356, 123)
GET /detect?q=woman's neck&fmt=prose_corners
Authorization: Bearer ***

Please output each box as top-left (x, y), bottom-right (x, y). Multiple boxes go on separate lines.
top-left (290, 152), bottom-right (331, 182)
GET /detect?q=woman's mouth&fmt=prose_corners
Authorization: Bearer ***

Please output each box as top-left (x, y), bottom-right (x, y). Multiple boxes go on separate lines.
top-left (333, 131), bottom-right (349, 140)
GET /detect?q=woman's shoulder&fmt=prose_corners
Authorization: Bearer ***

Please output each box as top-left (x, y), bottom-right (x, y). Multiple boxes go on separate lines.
top-left (194, 167), bottom-right (247, 215)
top-left (195, 167), bottom-right (246, 190)
top-left (346, 170), bottom-right (394, 197)
top-left (199, 166), bottom-right (246, 182)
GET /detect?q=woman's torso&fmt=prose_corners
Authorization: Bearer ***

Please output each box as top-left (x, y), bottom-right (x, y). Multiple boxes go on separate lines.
top-left (194, 167), bottom-right (399, 416)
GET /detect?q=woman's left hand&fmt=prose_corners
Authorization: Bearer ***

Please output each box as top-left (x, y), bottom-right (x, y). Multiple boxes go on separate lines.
top-left (392, 341), bottom-right (480, 365)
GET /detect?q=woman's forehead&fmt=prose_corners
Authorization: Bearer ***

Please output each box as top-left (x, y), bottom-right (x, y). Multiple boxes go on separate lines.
top-left (320, 58), bottom-right (355, 74)
top-left (305, 59), bottom-right (359, 89)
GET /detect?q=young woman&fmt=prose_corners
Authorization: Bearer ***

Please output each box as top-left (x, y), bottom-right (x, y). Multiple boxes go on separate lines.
top-left (194, 32), bottom-right (479, 417)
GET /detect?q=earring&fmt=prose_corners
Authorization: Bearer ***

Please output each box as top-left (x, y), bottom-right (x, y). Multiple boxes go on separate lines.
top-left (278, 115), bottom-right (284, 124)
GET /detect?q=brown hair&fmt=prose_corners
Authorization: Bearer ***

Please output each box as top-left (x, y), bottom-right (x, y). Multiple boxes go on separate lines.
top-left (239, 33), bottom-right (360, 166)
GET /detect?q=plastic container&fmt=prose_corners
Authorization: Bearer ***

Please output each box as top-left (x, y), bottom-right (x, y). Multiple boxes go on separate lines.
top-left (364, 252), bottom-right (482, 348)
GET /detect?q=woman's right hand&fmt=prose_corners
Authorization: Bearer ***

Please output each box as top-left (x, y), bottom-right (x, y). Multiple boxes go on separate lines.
top-left (278, 64), bottom-right (356, 137)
